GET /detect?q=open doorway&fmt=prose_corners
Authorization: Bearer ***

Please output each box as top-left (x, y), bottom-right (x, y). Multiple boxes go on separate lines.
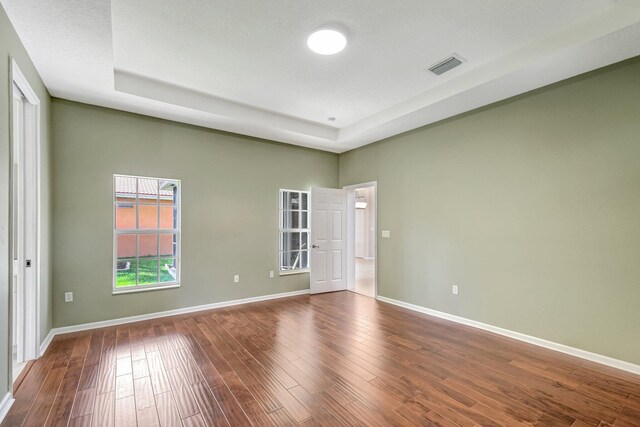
top-left (345, 182), bottom-right (376, 298)
top-left (11, 59), bottom-right (41, 383)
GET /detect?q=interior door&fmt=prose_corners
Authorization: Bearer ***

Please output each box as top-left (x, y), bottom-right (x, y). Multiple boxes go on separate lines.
top-left (12, 86), bottom-right (25, 368)
top-left (310, 187), bottom-right (347, 294)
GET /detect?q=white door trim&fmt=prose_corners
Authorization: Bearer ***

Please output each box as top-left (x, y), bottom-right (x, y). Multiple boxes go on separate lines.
top-left (343, 181), bottom-right (377, 298)
top-left (10, 58), bottom-right (41, 373)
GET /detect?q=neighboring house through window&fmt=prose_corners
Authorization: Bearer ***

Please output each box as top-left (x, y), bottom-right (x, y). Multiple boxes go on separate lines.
top-left (279, 189), bottom-right (310, 273)
top-left (114, 175), bottom-right (181, 293)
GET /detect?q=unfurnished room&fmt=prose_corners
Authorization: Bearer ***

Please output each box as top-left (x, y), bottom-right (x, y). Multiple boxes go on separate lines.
top-left (1, 1), bottom-right (640, 426)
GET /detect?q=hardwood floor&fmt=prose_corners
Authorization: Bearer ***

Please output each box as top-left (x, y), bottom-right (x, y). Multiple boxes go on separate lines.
top-left (3, 291), bottom-right (640, 426)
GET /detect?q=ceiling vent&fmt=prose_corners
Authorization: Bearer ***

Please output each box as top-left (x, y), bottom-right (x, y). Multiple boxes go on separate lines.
top-left (428, 55), bottom-right (465, 76)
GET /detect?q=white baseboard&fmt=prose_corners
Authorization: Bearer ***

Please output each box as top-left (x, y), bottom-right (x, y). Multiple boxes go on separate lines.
top-left (44, 289), bottom-right (310, 341)
top-left (376, 295), bottom-right (640, 376)
top-left (0, 392), bottom-right (15, 424)
top-left (39, 329), bottom-right (55, 357)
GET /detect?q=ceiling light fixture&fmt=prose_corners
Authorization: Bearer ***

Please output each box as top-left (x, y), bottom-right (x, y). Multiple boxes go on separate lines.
top-left (307, 24), bottom-right (348, 55)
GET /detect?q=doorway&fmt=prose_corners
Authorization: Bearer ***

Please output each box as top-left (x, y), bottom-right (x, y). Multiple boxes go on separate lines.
top-left (11, 59), bottom-right (41, 382)
top-left (345, 182), bottom-right (377, 298)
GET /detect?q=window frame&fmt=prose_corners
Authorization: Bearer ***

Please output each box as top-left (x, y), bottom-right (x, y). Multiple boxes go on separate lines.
top-left (279, 189), bottom-right (311, 275)
top-left (113, 174), bottom-right (181, 294)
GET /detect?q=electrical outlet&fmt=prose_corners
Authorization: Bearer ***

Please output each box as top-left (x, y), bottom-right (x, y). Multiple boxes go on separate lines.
top-left (269, 271), bottom-right (275, 278)
top-left (234, 275), bottom-right (240, 283)
top-left (65, 292), bottom-right (73, 302)
top-left (452, 285), bottom-right (459, 295)
top-left (381, 230), bottom-right (391, 238)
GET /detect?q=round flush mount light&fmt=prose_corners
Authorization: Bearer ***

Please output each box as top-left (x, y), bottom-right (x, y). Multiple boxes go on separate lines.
top-left (307, 25), bottom-right (348, 55)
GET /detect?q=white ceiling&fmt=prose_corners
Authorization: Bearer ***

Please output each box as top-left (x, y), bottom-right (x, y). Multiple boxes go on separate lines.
top-left (3, 0), bottom-right (640, 153)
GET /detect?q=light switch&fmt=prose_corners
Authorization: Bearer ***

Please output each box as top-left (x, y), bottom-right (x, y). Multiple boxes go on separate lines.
top-left (381, 230), bottom-right (391, 238)
top-left (65, 292), bottom-right (73, 302)
top-left (234, 275), bottom-right (240, 283)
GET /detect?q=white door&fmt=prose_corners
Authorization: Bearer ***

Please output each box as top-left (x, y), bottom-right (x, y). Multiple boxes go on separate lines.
top-left (10, 61), bottom-right (40, 379)
top-left (310, 187), bottom-right (347, 294)
top-left (12, 86), bottom-right (26, 370)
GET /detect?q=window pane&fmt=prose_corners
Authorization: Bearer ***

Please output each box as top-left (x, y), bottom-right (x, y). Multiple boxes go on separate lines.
top-left (287, 192), bottom-right (300, 210)
top-left (117, 234), bottom-right (136, 259)
top-left (115, 203), bottom-right (136, 230)
top-left (300, 250), bottom-right (309, 269)
top-left (159, 180), bottom-right (178, 204)
top-left (114, 175), bottom-right (180, 291)
top-left (289, 251), bottom-right (302, 269)
top-left (160, 206), bottom-right (177, 229)
top-left (280, 252), bottom-right (291, 270)
top-left (159, 233), bottom-right (177, 257)
top-left (301, 232), bottom-right (309, 250)
top-left (301, 192), bottom-right (308, 210)
top-left (283, 210), bottom-right (299, 229)
top-left (139, 204), bottom-right (158, 229)
top-left (159, 258), bottom-right (177, 283)
top-left (300, 211), bottom-right (309, 229)
top-left (280, 251), bottom-right (303, 270)
top-left (138, 178), bottom-right (159, 204)
top-left (280, 232), bottom-right (301, 252)
top-left (137, 259), bottom-right (158, 284)
top-left (139, 234), bottom-right (158, 258)
top-left (115, 176), bottom-right (137, 201)
top-left (116, 259), bottom-right (137, 287)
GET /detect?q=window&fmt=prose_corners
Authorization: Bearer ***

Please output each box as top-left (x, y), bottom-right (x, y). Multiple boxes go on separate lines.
top-left (113, 175), bottom-right (180, 293)
top-left (279, 189), bottom-right (310, 272)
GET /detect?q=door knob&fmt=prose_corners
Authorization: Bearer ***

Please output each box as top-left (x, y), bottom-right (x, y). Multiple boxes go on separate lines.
top-left (312, 244), bottom-right (319, 249)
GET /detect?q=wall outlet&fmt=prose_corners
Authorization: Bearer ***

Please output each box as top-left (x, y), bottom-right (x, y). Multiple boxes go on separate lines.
top-left (452, 285), bottom-right (459, 295)
top-left (234, 275), bottom-right (240, 283)
top-left (65, 292), bottom-right (73, 302)
top-left (381, 230), bottom-right (391, 238)
top-left (269, 270), bottom-right (275, 278)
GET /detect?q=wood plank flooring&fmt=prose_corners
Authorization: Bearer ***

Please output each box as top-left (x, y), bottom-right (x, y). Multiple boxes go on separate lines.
top-left (3, 291), bottom-right (640, 426)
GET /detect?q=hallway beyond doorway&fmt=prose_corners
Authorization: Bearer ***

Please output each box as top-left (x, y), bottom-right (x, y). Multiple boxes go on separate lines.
top-left (355, 257), bottom-right (375, 297)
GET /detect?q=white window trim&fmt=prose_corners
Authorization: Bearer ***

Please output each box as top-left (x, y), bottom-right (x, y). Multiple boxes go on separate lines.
top-left (278, 189), bottom-right (310, 274)
top-left (113, 174), bottom-right (181, 294)
top-left (279, 268), bottom-right (310, 276)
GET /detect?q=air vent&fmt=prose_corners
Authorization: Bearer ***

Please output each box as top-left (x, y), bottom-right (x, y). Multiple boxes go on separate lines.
top-left (428, 55), bottom-right (464, 76)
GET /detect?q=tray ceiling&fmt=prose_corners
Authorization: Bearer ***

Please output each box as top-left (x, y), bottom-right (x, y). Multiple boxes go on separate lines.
top-left (3, 0), bottom-right (640, 152)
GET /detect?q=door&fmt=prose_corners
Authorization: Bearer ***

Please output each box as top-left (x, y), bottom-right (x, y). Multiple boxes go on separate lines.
top-left (12, 85), bottom-right (26, 373)
top-left (310, 187), bottom-right (347, 294)
top-left (10, 61), bottom-right (40, 379)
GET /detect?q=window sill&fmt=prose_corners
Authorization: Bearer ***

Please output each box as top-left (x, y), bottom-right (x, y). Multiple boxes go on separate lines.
top-left (279, 269), bottom-right (310, 276)
top-left (113, 283), bottom-right (180, 295)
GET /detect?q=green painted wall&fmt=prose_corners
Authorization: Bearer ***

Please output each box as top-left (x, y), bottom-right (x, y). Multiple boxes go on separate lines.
top-left (339, 57), bottom-right (640, 365)
top-left (51, 99), bottom-right (338, 327)
top-left (1, 5), bottom-right (53, 400)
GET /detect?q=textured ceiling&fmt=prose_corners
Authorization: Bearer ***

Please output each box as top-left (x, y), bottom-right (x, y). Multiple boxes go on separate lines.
top-left (3, 0), bottom-right (640, 152)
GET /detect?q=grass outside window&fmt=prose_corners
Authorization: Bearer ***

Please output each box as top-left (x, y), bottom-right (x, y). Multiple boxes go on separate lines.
top-left (116, 258), bottom-right (177, 288)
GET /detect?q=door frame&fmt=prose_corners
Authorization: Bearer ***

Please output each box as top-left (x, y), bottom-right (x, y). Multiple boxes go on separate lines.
top-left (343, 181), bottom-right (377, 298)
top-left (9, 58), bottom-right (41, 377)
